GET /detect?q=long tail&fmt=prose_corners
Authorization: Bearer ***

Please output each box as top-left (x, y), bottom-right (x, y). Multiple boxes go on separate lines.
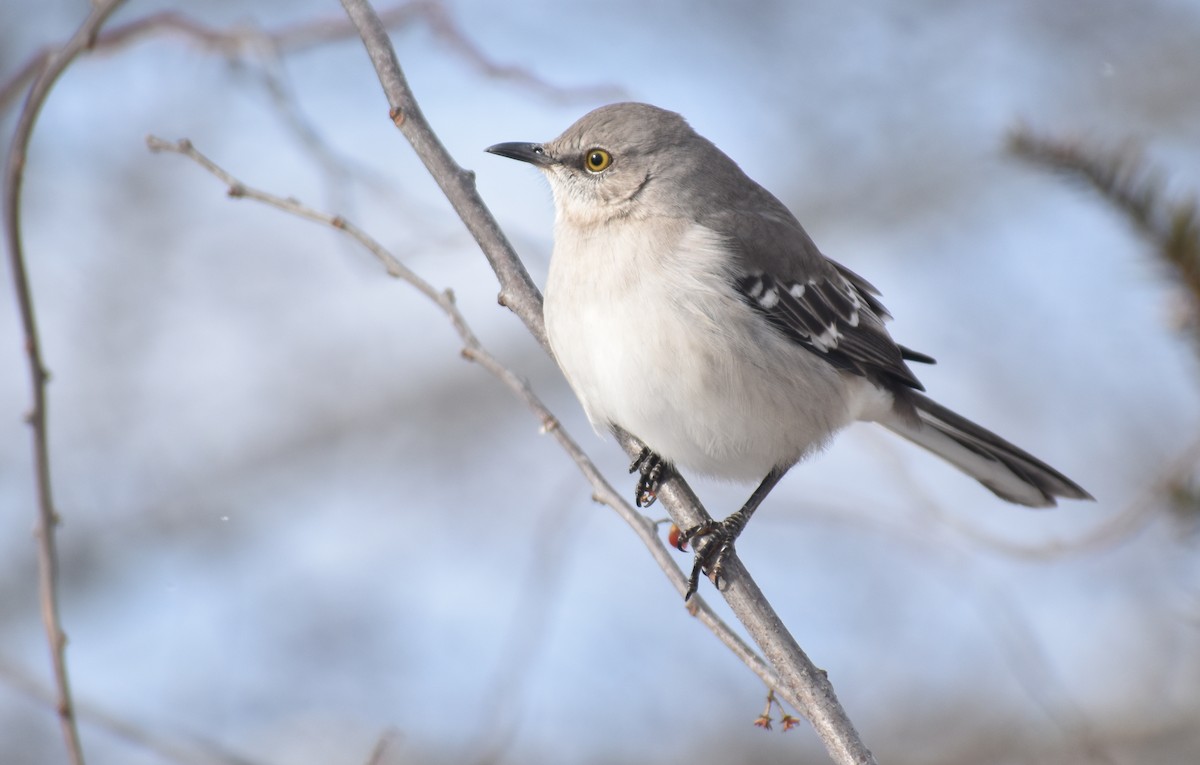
top-left (881, 392), bottom-right (1093, 507)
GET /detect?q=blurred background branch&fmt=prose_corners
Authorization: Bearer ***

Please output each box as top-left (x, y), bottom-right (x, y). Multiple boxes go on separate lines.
top-left (0, 2), bottom-right (623, 117)
top-left (3, 1), bottom-right (130, 763)
top-left (1009, 124), bottom-right (1200, 532)
top-left (1009, 124), bottom-right (1200, 338)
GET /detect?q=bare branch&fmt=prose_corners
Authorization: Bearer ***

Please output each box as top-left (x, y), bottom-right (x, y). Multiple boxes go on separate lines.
top-left (144, 133), bottom-right (786, 719)
top-left (334, 1), bottom-right (878, 762)
top-left (2, 2), bottom-right (131, 763)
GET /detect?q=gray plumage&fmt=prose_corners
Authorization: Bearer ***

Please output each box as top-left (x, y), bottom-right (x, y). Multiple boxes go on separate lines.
top-left (487, 102), bottom-right (1091, 513)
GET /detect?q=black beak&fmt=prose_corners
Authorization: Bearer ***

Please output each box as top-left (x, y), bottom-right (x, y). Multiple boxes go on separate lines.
top-left (485, 142), bottom-right (553, 166)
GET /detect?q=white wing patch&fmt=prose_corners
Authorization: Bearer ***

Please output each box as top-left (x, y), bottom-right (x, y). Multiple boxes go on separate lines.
top-left (740, 271), bottom-right (860, 354)
top-left (734, 267), bottom-right (924, 389)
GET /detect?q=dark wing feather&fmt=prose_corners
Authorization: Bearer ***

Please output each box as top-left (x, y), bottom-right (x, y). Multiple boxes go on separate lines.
top-left (713, 207), bottom-right (934, 395)
top-left (736, 271), bottom-right (927, 391)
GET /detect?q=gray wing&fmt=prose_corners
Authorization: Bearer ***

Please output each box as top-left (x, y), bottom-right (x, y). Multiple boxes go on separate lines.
top-left (715, 207), bottom-right (933, 394)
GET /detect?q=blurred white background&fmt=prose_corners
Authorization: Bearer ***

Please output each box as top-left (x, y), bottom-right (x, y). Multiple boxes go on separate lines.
top-left (3, 1), bottom-right (1200, 763)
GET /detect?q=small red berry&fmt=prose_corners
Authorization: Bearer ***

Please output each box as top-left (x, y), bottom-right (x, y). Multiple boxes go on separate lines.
top-left (667, 523), bottom-right (688, 551)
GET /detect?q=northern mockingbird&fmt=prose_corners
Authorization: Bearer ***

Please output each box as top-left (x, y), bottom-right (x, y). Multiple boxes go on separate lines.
top-left (487, 102), bottom-right (1092, 598)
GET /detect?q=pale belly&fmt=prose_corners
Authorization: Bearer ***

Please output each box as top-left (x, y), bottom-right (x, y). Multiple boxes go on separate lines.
top-left (544, 245), bottom-right (886, 483)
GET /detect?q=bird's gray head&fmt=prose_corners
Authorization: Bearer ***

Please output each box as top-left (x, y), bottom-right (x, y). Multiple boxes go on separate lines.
top-left (487, 102), bottom-right (736, 226)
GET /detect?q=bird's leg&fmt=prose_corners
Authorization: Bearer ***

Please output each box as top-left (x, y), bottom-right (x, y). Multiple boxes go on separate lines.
top-left (629, 447), bottom-right (668, 508)
top-left (681, 467), bottom-right (788, 600)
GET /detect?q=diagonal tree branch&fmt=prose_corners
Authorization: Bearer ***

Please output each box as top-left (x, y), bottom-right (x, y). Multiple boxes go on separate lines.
top-left (144, 133), bottom-right (784, 717)
top-left (2, 2), bottom-right (130, 764)
top-left (335, 1), bottom-right (877, 762)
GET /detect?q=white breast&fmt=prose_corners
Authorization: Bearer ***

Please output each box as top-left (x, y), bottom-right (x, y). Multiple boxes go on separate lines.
top-left (543, 220), bottom-right (887, 483)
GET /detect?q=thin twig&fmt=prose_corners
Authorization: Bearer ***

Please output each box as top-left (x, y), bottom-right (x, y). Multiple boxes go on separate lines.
top-left (144, 134), bottom-right (786, 710)
top-left (334, 1), bottom-right (877, 762)
top-left (2, 2), bottom-right (130, 763)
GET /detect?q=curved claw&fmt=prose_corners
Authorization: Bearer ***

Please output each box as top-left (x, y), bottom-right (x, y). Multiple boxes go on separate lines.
top-left (636, 484), bottom-right (658, 508)
top-left (676, 469), bottom-right (785, 600)
top-left (629, 448), bottom-right (667, 508)
top-left (680, 522), bottom-right (738, 600)
top-left (685, 558), bottom-right (704, 601)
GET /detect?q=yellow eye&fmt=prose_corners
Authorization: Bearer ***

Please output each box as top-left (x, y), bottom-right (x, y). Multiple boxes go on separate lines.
top-left (584, 148), bottom-right (612, 173)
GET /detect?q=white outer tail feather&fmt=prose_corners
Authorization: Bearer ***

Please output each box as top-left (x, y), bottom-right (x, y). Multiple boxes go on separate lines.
top-left (881, 392), bottom-right (1093, 508)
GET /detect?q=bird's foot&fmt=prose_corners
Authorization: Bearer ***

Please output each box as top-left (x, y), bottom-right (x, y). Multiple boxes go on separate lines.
top-left (668, 469), bottom-right (784, 600)
top-left (676, 519), bottom-right (740, 601)
top-left (629, 447), bottom-right (667, 508)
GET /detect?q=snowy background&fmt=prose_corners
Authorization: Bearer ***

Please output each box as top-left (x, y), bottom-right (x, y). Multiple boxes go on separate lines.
top-left (3, 0), bottom-right (1200, 763)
